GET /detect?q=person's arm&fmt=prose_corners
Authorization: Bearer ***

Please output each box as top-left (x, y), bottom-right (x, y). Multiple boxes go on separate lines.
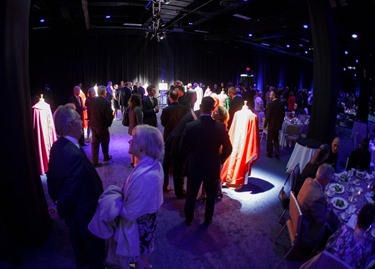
top-left (310, 195), bottom-right (328, 226)
top-left (220, 126), bottom-right (232, 163)
top-left (105, 100), bottom-right (114, 126)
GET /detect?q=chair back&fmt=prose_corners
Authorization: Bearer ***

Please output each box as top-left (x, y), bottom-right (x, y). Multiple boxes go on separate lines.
top-left (260, 117), bottom-right (267, 141)
top-left (287, 192), bottom-right (302, 244)
top-left (297, 114), bottom-right (309, 123)
top-left (258, 113), bottom-right (265, 131)
top-left (290, 163), bottom-right (300, 192)
top-left (299, 250), bottom-right (353, 269)
top-left (285, 124), bottom-right (302, 138)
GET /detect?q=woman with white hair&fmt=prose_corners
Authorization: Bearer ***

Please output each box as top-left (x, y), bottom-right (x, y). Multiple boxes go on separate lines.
top-left (89, 125), bottom-right (164, 269)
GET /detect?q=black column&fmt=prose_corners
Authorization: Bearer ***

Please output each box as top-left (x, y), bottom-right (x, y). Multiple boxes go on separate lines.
top-left (307, 0), bottom-right (339, 144)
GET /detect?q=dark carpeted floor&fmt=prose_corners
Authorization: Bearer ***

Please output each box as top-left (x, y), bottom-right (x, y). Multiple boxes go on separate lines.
top-left (0, 114), bottom-right (354, 269)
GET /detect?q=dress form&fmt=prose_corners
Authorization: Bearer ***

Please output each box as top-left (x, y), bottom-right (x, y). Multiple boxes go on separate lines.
top-left (220, 100), bottom-right (260, 189)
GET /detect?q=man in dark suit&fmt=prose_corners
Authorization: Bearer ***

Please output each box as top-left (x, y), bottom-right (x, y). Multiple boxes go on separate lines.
top-left (264, 89), bottom-right (285, 158)
top-left (142, 84), bottom-right (159, 127)
top-left (160, 89), bottom-right (188, 192)
top-left (227, 86), bottom-right (244, 129)
top-left (179, 96), bottom-right (232, 226)
top-left (69, 85), bottom-right (87, 146)
top-left (118, 81), bottom-right (132, 115)
top-left (166, 89), bottom-right (197, 199)
top-left (89, 85), bottom-right (114, 167)
top-left (136, 81), bottom-right (146, 97)
top-left (47, 104), bottom-right (105, 269)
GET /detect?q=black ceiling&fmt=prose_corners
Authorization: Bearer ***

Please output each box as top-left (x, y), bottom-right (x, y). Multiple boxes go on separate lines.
top-left (30, 0), bottom-right (375, 63)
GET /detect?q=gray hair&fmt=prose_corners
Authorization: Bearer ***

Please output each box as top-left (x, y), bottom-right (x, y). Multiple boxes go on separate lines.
top-left (132, 125), bottom-right (164, 161)
top-left (97, 85), bottom-right (106, 96)
top-left (53, 104), bottom-right (81, 136)
top-left (316, 163), bottom-right (334, 183)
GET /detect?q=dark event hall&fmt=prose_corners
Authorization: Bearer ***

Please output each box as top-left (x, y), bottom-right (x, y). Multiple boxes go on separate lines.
top-left (2, 0), bottom-right (375, 268)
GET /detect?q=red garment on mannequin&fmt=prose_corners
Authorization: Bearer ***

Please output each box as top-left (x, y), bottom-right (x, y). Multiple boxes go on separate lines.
top-left (221, 106), bottom-right (260, 188)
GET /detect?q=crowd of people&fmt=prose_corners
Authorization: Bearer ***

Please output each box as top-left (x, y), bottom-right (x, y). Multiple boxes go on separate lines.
top-left (44, 80), bottom-right (375, 269)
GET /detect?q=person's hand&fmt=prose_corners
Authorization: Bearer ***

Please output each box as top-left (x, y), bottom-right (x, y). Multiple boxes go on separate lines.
top-left (154, 106), bottom-right (159, 113)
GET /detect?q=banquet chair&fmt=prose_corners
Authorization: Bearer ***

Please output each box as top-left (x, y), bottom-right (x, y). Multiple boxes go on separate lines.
top-left (283, 124), bottom-right (302, 148)
top-left (260, 117), bottom-right (267, 141)
top-left (353, 131), bottom-right (365, 149)
top-left (275, 192), bottom-right (303, 268)
top-left (297, 114), bottom-right (309, 123)
top-left (277, 163), bottom-right (300, 224)
top-left (258, 112), bottom-right (265, 133)
top-left (299, 251), bottom-right (353, 269)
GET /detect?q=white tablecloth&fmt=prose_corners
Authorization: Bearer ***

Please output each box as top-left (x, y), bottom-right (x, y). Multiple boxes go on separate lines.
top-left (286, 141), bottom-right (318, 173)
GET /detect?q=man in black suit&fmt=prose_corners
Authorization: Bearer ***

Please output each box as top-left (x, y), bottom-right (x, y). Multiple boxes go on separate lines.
top-left (160, 89), bottom-right (188, 192)
top-left (166, 89), bottom-right (197, 199)
top-left (264, 89), bottom-right (285, 158)
top-left (47, 104), bottom-right (105, 269)
top-left (69, 85), bottom-right (87, 146)
top-left (89, 85), bottom-right (114, 167)
top-left (142, 84), bottom-right (159, 127)
top-left (227, 86), bottom-right (244, 129)
top-left (136, 81), bottom-right (146, 97)
top-left (118, 81), bottom-right (132, 114)
top-left (179, 96), bottom-right (232, 226)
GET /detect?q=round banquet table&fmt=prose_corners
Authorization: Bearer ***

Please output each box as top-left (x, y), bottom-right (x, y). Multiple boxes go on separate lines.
top-left (327, 170), bottom-right (375, 232)
top-left (286, 137), bottom-right (321, 173)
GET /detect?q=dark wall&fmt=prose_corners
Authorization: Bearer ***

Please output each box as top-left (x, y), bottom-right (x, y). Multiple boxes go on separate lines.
top-left (29, 31), bottom-right (313, 107)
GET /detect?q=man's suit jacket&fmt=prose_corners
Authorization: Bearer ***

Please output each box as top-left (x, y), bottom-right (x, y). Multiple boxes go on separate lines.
top-left (297, 178), bottom-right (328, 246)
top-left (47, 137), bottom-right (104, 236)
top-left (264, 98), bottom-right (285, 132)
top-left (90, 96), bottom-right (113, 129)
top-left (160, 102), bottom-right (188, 141)
top-left (142, 96), bottom-right (158, 127)
top-left (119, 87), bottom-right (132, 108)
top-left (228, 95), bottom-right (244, 128)
top-left (179, 115), bottom-right (232, 179)
top-left (69, 95), bottom-right (84, 119)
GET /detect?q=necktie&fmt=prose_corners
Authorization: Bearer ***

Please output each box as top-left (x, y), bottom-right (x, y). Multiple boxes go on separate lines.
top-left (76, 96), bottom-right (81, 106)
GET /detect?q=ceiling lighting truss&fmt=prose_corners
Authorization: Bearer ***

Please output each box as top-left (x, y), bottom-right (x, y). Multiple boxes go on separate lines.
top-left (146, 0), bottom-right (166, 42)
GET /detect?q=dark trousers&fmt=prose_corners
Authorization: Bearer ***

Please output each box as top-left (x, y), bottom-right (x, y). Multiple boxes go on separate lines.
top-left (91, 127), bottom-right (110, 163)
top-left (67, 219), bottom-right (105, 269)
top-left (184, 176), bottom-right (219, 222)
top-left (266, 128), bottom-right (280, 156)
top-left (79, 132), bottom-right (85, 146)
top-left (172, 155), bottom-right (185, 196)
top-left (162, 152), bottom-right (172, 188)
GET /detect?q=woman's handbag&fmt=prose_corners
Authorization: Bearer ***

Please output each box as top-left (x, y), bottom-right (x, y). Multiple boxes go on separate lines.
top-left (122, 107), bottom-right (129, 126)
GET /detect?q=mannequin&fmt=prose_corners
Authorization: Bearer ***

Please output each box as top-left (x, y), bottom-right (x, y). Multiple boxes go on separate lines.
top-left (218, 90), bottom-right (229, 107)
top-left (221, 101), bottom-right (260, 190)
top-left (32, 94), bottom-right (57, 175)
